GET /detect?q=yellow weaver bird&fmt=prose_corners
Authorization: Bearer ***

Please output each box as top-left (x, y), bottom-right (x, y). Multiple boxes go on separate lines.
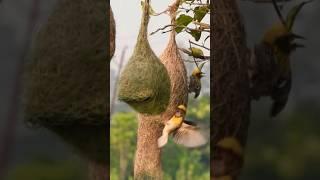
top-left (158, 105), bottom-right (208, 148)
top-left (188, 62), bottom-right (205, 98)
top-left (260, 1), bottom-right (310, 117)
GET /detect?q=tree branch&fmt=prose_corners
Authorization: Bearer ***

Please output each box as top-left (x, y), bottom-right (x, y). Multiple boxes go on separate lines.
top-left (190, 40), bottom-right (210, 50)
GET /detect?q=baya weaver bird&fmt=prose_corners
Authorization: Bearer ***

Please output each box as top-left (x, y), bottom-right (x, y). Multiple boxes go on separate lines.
top-left (188, 62), bottom-right (205, 98)
top-left (259, 1), bottom-right (310, 116)
top-left (158, 105), bottom-right (208, 148)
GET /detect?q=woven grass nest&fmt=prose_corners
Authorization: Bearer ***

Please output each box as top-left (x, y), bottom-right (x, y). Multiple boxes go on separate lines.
top-left (23, 0), bottom-right (111, 163)
top-left (117, 1), bottom-right (170, 115)
top-left (158, 11), bottom-right (188, 121)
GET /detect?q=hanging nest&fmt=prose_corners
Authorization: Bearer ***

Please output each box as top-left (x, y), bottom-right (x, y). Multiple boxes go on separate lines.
top-left (159, 3), bottom-right (188, 121)
top-left (117, 0), bottom-right (170, 115)
top-left (23, 0), bottom-right (109, 164)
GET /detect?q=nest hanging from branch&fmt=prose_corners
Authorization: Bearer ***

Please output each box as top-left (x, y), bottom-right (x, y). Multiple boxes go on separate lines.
top-left (159, 1), bottom-right (188, 120)
top-left (117, 0), bottom-right (171, 115)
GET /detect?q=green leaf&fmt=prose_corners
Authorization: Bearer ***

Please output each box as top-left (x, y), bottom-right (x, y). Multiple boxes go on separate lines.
top-left (189, 29), bottom-right (201, 41)
top-left (176, 14), bottom-right (193, 33)
top-left (194, 6), bottom-right (209, 22)
top-left (286, 1), bottom-right (312, 30)
top-left (189, 47), bottom-right (204, 58)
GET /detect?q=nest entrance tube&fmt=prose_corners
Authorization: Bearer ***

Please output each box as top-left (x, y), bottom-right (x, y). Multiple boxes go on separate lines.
top-left (117, 0), bottom-right (171, 115)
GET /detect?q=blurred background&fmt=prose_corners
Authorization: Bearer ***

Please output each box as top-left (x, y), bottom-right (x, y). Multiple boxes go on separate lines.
top-left (0, 0), bottom-right (88, 180)
top-left (239, 1), bottom-right (320, 179)
top-left (110, 0), bottom-right (210, 179)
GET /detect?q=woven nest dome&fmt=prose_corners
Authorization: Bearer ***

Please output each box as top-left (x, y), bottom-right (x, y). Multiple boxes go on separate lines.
top-left (117, 1), bottom-right (170, 115)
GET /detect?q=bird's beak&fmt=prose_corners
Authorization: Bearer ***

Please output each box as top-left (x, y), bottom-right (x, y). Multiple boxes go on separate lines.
top-left (291, 43), bottom-right (305, 49)
top-left (291, 33), bottom-right (305, 40)
top-left (200, 72), bottom-right (205, 78)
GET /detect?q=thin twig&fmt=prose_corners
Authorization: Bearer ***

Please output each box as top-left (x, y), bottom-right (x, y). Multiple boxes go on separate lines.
top-left (183, 59), bottom-right (209, 63)
top-left (150, 24), bottom-right (175, 35)
top-left (193, 21), bottom-right (210, 30)
top-left (153, 8), bottom-right (169, 16)
top-left (179, 7), bottom-right (195, 12)
top-left (271, 0), bottom-right (286, 26)
top-left (203, 35), bottom-right (210, 45)
top-left (190, 41), bottom-right (210, 51)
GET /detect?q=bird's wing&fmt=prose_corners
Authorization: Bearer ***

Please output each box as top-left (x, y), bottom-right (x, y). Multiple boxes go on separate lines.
top-left (183, 119), bottom-right (197, 126)
top-left (194, 88), bottom-right (200, 98)
top-left (270, 73), bottom-right (292, 117)
top-left (188, 75), bottom-right (195, 92)
top-left (172, 122), bottom-right (208, 148)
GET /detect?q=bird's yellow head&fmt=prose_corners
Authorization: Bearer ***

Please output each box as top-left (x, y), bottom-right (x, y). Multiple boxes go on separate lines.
top-left (262, 22), bottom-right (305, 55)
top-left (176, 105), bottom-right (187, 117)
top-left (192, 62), bottom-right (205, 78)
top-left (192, 67), bottom-right (204, 78)
top-left (262, 22), bottom-right (289, 45)
top-left (262, 1), bottom-right (310, 54)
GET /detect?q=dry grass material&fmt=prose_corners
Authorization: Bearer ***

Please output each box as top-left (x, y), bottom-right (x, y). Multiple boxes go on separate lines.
top-left (117, 0), bottom-right (170, 115)
top-left (23, 0), bottom-right (108, 163)
top-left (134, 114), bottom-right (163, 179)
top-left (159, 13), bottom-right (188, 121)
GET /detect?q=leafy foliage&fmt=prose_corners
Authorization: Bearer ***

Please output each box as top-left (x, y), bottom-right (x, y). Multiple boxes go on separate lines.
top-left (176, 14), bottom-right (193, 33)
top-left (176, 1), bottom-right (210, 43)
top-left (110, 112), bottom-right (137, 179)
top-left (194, 6), bottom-right (210, 22)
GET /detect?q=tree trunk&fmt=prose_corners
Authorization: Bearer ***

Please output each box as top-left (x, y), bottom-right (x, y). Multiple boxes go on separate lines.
top-left (212, 0), bottom-right (251, 179)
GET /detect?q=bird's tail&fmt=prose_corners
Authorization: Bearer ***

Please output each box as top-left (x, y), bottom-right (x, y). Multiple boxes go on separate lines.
top-left (158, 131), bottom-right (169, 148)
